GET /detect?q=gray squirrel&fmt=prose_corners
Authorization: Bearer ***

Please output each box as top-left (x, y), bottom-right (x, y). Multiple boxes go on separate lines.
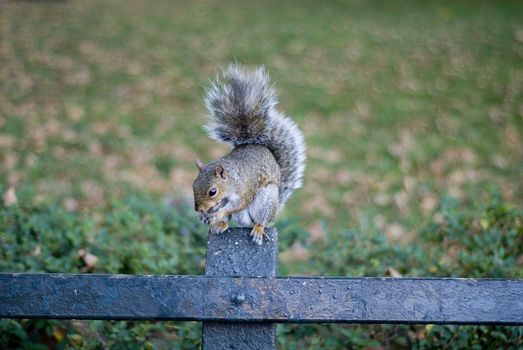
top-left (192, 65), bottom-right (306, 245)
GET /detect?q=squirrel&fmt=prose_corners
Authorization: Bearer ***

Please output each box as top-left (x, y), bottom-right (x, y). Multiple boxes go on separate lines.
top-left (192, 64), bottom-right (306, 245)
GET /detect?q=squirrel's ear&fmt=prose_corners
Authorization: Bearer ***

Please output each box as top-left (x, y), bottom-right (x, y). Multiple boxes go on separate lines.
top-left (195, 159), bottom-right (204, 171)
top-left (214, 164), bottom-right (228, 180)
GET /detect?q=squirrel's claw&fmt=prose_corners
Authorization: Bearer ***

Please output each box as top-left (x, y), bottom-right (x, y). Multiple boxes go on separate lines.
top-left (250, 224), bottom-right (265, 245)
top-left (209, 221), bottom-right (229, 235)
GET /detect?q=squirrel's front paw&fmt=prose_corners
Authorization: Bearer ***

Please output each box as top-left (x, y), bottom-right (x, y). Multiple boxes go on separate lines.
top-left (250, 224), bottom-right (265, 245)
top-left (209, 221), bottom-right (229, 235)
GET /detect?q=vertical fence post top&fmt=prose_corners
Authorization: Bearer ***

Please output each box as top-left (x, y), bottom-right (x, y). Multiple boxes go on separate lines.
top-left (202, 227), bottom-right (278, 350)
top-left (204, 227), bottom-right (278, 277)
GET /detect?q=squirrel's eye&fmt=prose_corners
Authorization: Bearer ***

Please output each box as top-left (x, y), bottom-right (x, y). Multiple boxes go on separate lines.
top-left (208, 188), bottom-right (217, 197)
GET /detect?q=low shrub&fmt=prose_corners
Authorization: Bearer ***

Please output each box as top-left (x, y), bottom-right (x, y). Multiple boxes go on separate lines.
top-left (1, 194), bottom-right (521, 349)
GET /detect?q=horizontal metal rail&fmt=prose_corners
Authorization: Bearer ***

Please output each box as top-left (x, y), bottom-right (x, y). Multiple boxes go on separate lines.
top-left (1, 273), bottom-right (522, 325)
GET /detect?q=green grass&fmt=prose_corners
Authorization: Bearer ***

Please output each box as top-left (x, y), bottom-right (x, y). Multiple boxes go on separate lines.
top-left (1, 0), bottom-right (522, 348)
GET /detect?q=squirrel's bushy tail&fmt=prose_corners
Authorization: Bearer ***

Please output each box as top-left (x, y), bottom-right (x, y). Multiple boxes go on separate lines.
top-left (204, 64), bottom-right (306, 207)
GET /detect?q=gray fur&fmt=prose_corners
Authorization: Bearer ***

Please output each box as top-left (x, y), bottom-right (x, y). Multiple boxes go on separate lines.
top-left (248, 184), bottom-right (279, 225)
top-left (204, 65), bottom-right (306, 208)
top-left (232, 209), bottom-right (253, 227)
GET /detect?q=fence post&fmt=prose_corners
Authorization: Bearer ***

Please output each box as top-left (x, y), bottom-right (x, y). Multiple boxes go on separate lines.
top-left (202, 227), bottom-right (278, 350)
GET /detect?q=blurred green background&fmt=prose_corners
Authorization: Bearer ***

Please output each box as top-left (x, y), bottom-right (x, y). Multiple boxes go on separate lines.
top-left (1, 0), bottom-right (522, 348)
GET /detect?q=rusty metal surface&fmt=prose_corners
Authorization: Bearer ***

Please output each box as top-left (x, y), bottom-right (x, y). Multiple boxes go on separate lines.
top-left (1, 273), bottom-right (522, 324)
top-left (202, 227), bottom-right (278, 350)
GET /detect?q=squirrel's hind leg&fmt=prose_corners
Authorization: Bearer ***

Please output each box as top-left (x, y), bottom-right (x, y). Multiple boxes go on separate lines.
top-left (248, 184), bottom-right (279, 245)
top-left (232, 209), bottom-right (254, 227)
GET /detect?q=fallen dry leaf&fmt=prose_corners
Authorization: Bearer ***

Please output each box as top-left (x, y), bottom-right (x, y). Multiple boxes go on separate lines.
top-left (393, 191), bottom-right (409, 212)
top-left (66, 103), bottom-right (85, 121)
top-left (386, 222), bottom-right (406, 241)
top-left (78, 249), bottom-right (99, 269)
top-left (0, 134), bottom-right (15, 148)
top-left (301, 194), bottom-right (335, 217)
top-left (385, 267), bottom-right (403, 278)
top-left (64, 198), bottom-right (79, 211)
top-left (83, 253), bottom-right (99, 269)
top-left (514, 29), bottom-right (523, 43)
top-left (3, 186), bottom-right (17, 207)
top-left (307, 221), bottom-right (327, 243)
top-left (373, 214), bottom-right (387, 231)
top-left (420, 192), bottom-right (438, 214)
top-left (53, 326), bottom-right (65, 342)
top-left (280, 241), bottom-right (311, 262)
top-left (373, 192), bottom-right (391, 206)
top-left (30, 245), bottom-right (41, 257)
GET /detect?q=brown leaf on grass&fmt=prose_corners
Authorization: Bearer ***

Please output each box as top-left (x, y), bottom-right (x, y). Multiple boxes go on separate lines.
top-left (25, 153), bottom-right (37, 167)
top-left (420, 192), bottom-right (438, 214)
top-left (0, 134), bottom-right (15, 148)
top-left (308, 146), bottom-right (342, 164)
top-left (515, 29), bottom-right (523, 44)
top-left (373, 214), bottom-right (386, 231)
top-left (52, 146), bottom-right (66, 158)
top-left (78, 249), bottom-right (99, 270)
top-left (81, 180), bottom-right (104, 202)
top-left (122, 165), bottom-right (168, 193)
top-left (309, 167), bottom-right (331, 183)
top-left (393, 191), bottom-right (409, 212)
top-left (3, 186), bottom-right (17, 207)
top-left (65, 68), bottom-right (91, 86)
top-left (307, 221), bottom-right (327, 243)
top-left (491, 154), bottom-right (508, 169)
top-left (301, 115), bottom-right (321, 134)
top-left (447, 186), bottom-right (464, 199)
top-left (91, 121), bottom-right (114, 135)
top-left (127, 62), bottom-right (144, 76)
top-left (170, 168), bottom-right (194, 192)
top-left (354, 100), bottom-right (371, 119)
top-left (386, 222), bottom-right (406, 241)
top-left (64, 198), bottom-right (79, 211)
top-left (103, 155), bottom-right (123, 173)
top-left (88, 141), bottom-right (103, 157)
top-left (52, 326), bottom-right (65, 342)
top-left (433, 212), bottom-right (445, 225)
top-left (30, 245), bottom-right (41, 256)
top-left (333, 170), bottom-right (352, 186)
top-left (430, 147), bottom-right (477, 175)
top-left (504, 127), bottom-right (521, 149)
top-left (448, 168), bottom-right (483, 185)
top-left (280, 241), bottom-right (311, 262)
top-left (84, 253), bottom-right (99, 269)
top-left (62, 128), bottom-right (78, 143)
top-left (373, 192), bottom-right (391, 206)
top-left (66, 103), bottom-right (85, 121)
top-left (385, 267), bottom-right (403, 278)
top-left (208, 143), bottom-right (230, 159)
top-left (388, 131), bottom-right (416, 158)
top-left (403, 176), bottom-right (416, 194)
top-left (301, 194), bottom-right (335, 217)
top-left (3, 153), bottom-right (18, 170)
top-left (169, 143), bottom-right (198, 163)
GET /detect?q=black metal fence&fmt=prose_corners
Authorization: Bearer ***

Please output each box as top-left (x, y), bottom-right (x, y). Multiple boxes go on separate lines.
top-left (1, 228), bottom-right (522, 349)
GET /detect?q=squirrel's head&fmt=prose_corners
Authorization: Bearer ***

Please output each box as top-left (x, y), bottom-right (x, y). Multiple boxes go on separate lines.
top-left (193, 159), bottom-right (230, 213)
